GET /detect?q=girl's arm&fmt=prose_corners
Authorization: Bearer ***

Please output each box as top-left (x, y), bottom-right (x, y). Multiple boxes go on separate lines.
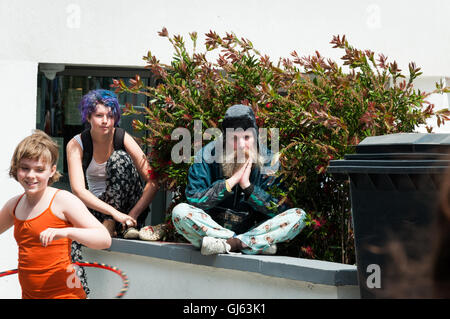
top-left (0, 197), bottom-right (17, 235)
top-left (66, 138), bottom-right (136, 226)
top-left (123, 132), bottom-right (159, 221)
top-left (39, 190), bottom-right (111, 249)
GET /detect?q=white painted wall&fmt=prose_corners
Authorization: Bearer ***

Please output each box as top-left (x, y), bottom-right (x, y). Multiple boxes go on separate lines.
top-left (81, 248), bottom-right (360, 299)
top-left (0, 0), bottom-right (449, 76)
top-left (0, 0), bottom-right (448, 298)
top-left (0, 60), bottom-right (38, 298)
top-left (416, 77), bottom-right (450, 132)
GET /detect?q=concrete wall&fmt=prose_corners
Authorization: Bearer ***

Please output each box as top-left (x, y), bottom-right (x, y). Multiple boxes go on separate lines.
top-left (80, 241), bottom-right (360, 299)
top-left (81, 250), bottom-right (357, 299)
top-left (0, 0), bottom-right (448, 298)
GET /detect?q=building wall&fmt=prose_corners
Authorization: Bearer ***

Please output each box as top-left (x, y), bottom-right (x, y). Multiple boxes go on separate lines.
top-left (81, 247), bottom-right (360, 299)
top-left (0, 60), bottom-right (38, 298)
top-left (0, 0), bottom-right (449, 75)
top-left (0, 0), bottom-right (448, 298)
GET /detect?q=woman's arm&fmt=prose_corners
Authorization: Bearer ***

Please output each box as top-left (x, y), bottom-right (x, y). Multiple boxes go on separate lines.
top-left (39, 190), bottom-right (111, 249)
top-left (66, 138), bottom-right (136, 226)
top-left (123, 132), bottom-right (159, 220)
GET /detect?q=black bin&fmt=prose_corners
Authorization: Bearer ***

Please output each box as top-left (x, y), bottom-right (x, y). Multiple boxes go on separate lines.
top-left (327, 133), bottom-right (450, 298)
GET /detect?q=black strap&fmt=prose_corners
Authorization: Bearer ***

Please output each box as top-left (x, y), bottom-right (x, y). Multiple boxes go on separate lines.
top-left (81, 129), bottom-right (93, 174)
top-left (81, 127), bottom-right (126, 173)
top-left (113, 127), bottom-right (125, 151)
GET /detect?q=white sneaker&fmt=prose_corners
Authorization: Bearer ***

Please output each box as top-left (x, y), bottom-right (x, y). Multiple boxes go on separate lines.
top-left (200, 237), bottom-right (231, 255)
top-left (261, 244), bottom-right (277, 255)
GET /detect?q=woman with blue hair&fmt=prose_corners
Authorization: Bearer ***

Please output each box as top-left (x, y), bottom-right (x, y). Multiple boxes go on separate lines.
top-left (66, 90), bottom-right (160, 295)
top-left (66, 90), bottom-right (160, 294)
top-left (67, 89), bottom-right (159, 237)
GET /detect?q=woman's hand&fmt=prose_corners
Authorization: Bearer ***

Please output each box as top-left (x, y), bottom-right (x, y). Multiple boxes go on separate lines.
top-left (40, 227), bottom-right (69, 247)
top-left (111, 209), bottom-right (137, 228)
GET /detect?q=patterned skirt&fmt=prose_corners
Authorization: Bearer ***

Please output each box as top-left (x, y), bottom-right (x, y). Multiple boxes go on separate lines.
top-left (71, 150), bottom-right (149, 296)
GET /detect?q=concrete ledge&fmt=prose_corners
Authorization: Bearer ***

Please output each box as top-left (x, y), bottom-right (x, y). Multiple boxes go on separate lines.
top-left (107, 238), bottom-right (358, 287)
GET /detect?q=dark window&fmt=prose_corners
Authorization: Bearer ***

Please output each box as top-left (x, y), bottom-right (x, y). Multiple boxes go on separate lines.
top-left (37, 64), bottom-right (156, 180)
top-left (36, 64), bottom-right (168, 225)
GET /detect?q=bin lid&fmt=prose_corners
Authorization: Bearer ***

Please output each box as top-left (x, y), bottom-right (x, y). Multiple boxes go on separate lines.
top-left (356, 133), bottom-right (450, 154)
top-left (327, 133), bottom-right (450, 174)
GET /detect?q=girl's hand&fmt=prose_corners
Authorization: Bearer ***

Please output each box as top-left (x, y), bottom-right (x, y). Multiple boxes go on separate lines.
top-left (40, 227), bottom-right (69, 247)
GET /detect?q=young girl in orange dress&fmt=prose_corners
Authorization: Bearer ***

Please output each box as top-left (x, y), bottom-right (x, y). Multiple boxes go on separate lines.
top-left (0, 130), bottom-right (111, 299)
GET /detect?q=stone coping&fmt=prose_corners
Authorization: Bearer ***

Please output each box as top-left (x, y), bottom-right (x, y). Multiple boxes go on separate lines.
top-left (106, 238), bottom-right (358, 287)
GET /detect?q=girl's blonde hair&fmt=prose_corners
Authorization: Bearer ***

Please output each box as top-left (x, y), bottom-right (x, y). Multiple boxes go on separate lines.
top-left (9, 130), bottom-right (61, 185)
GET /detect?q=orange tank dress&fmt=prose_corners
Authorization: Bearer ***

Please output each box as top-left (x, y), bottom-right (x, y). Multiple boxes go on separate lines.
top-left (13, 190), bottom-right (86, 299)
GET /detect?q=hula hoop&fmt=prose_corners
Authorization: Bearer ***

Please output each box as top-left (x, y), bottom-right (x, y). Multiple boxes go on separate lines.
top-left (0, 261), bottom-right (129, 299)
top-left (0, 269), bottom-right (18, 278)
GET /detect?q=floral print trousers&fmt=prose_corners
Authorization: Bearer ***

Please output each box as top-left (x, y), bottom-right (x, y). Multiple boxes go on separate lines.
top-left (90, 150), bottom-right (148, 230)
top-left (172, 203), bottom-right (307, 255)
top-left (71, 150), bottom-right (148, 296)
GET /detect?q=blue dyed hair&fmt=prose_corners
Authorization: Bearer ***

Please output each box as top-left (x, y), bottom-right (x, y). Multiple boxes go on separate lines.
top-left (78, 89), bottom-right (121, 126)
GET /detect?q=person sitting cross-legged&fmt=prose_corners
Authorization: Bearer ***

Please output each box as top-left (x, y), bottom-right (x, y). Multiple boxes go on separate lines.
top-left (171, 104), bottom-right (307, 255)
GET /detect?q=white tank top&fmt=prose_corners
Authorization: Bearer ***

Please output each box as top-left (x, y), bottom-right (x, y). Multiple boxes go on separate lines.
top-left (74, 134), bottom-right (107, 197)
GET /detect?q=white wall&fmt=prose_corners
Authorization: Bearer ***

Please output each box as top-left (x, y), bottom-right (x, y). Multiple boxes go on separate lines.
top-left (0, 0), bottom-right (448, 298)
top-left (81, 248), bottom-right (360, 299)
top-left (415, 77), bottom-right (450, 132)
top-left (0, 60), bottom-right (38, 298)
top-left (3, 0), bottom-right (445, 132)
top-left (0, 0), bottom-right (449, 75)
